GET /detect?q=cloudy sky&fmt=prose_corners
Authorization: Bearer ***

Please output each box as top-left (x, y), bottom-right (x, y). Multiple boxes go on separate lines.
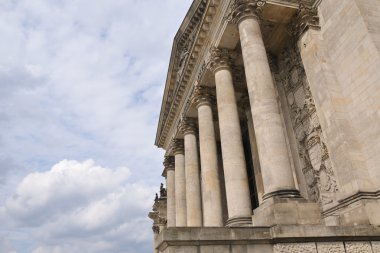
top-left (0, 0), bottom-right (192, 252)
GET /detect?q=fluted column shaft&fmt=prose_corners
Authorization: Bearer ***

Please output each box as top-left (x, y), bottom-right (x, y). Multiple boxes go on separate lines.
top-left (181, 118), bottom-right (203, 227)
top-left (164, 156), bottom-right (176, 227)
top-left (232, 2), bottom-right (298, 198)
top-left (172, 139), bottom-right (187, 226)
top-left (193, 87), bottom-right (223, 227)
top-left (210, 49), bottom-right (252, 226)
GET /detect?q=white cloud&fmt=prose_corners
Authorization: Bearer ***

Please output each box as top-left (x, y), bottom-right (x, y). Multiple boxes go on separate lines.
top-left (5, 159), bottom-right (156, 253)
top-left (0, 0), bottom-right (193, 251)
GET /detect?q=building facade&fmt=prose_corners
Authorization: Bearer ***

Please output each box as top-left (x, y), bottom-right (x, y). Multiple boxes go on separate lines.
top-left (149, 0), bottom-right (380, 252)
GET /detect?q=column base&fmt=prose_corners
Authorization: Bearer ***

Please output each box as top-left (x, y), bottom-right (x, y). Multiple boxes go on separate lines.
top-left (262, 189), bottom-right (302, 200)
top-left (226, 216), bottom-right (252, 227)
top-left (252, 196), bottom-right (321, 226)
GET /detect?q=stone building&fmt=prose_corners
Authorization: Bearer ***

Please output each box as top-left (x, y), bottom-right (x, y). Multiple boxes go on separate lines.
top-left (149, 0), bottom-right (380, 252)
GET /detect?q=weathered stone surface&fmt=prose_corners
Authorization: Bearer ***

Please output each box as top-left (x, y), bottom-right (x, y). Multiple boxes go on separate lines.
top-left (345, 242), bottom-right (372, 253)
top-left (372, 241), bottom-right (380, 253)
top-left (273, 243), bottom-right (317, 253)
top-left (317, 242), bottom-right (345, 253)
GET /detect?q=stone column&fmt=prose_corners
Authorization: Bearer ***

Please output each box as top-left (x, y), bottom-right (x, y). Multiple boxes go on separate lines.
top-left (180, 118), bottom-right (203, 227)
top-left (192, 86), bottom-right (224, 227)
top-left (209, 48), bottom-right (252, 226)
top-left (164, 156), bottom-right (176, 227)
top-left (229, 0), bottom-right (299, 199)
top-left (171, 139), bottom-right (187, 226)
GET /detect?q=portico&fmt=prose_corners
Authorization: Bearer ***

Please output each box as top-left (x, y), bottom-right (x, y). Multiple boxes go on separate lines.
top-left (149, 0), bottom-right (380, 252)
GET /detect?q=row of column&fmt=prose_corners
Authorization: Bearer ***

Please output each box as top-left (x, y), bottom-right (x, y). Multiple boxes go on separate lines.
top-left (164, 0), bottom-right (300, 228)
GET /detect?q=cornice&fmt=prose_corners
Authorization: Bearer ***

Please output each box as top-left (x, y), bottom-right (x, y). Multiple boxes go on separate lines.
top-left (155, 0), bottom-right (223, 148)
top-left (155, 0), bottom-right (209, 148)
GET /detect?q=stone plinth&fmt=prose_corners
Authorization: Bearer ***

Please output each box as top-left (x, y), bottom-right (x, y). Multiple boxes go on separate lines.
top-left (155, 226), bottom-right (380, 253)
top-left (252, 197), bottom-right (321, 227)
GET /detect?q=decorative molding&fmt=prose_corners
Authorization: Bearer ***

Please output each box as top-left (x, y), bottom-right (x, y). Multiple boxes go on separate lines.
top-left (323, 190), bottom-right (380, 218)
top-left (227, 0), bottom-right (266, 24)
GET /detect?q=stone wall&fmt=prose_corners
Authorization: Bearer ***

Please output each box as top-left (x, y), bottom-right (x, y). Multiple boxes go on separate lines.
top-left (299, 0), bottom-right (380, 225)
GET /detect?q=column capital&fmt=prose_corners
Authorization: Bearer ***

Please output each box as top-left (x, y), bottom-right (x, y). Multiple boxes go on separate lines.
top-left (163, 156), bottom-right (175, 171)
top-left (180, 117), bottom-right (197, 135)
top-left (290, 2), bottom-right (320, 40)
top-left (209, 47), bottom-right (233, 73)
top-left (170, 139), bottom-right (184, 155)
top-left (227, 0), bottom-right (266, 25)
top-left (192, 86), bottom-right (215, 109)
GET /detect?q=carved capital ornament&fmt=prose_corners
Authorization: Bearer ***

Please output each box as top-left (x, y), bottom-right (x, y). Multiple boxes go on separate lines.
top-left (170, 139), bottom-right (184, 155)
top-left (290, 2), bottom-right (320, 39)
top-left (180, 117), bottom-right (197, 135)
top-left (208, 47), bottom-right (233, 73)
top-left (192, 86), bottom-right (215, 109)
top-left (163, 156), bottom-right (175, 171)
top-left (227, 0), bottom-right (266, 24)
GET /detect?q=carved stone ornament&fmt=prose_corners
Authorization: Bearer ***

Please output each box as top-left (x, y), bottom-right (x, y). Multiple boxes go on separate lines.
top-left (180, 117), bottom-right (197, 135)
top-left (208, 47), bottom-right (233, 73)
top-left (152, 225), bottom-right (160, 234)
top-left (276, 43), bottom-right (339, 209)
top-left (227, 0), bottom-right (266, 24)
top-left (170, 139), bottom-right (184, 155)
top-left (163, 156), bottom-right (175, 170)
top-left (290, 2), bottom-right (320, 39)
top-left (160, 183), bottom-right (167, 198)
top-left (192, 86), bottom-right (214, 108)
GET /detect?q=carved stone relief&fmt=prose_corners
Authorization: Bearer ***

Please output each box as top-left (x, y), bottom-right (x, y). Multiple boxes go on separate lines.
top-left (317, 242), bottom-right (345, 253)
top-left (274, 243), bottom-right (317, 253)
top-left (345, 242), bottom-right (373, 253)
top-left (275, 44), bottom-right (339, 210)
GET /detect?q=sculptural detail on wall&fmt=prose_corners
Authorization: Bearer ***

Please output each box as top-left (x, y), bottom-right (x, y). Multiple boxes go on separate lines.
top-left (276, 44), bottom-right (338, 209)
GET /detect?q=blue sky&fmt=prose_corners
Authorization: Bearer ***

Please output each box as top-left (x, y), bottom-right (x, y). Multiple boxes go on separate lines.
top-left (0, 0), bottom-right (192, 252)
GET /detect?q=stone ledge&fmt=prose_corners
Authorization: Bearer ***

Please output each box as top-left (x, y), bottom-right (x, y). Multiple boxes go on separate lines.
top-left (156, 225), bottom-right (380, 251)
